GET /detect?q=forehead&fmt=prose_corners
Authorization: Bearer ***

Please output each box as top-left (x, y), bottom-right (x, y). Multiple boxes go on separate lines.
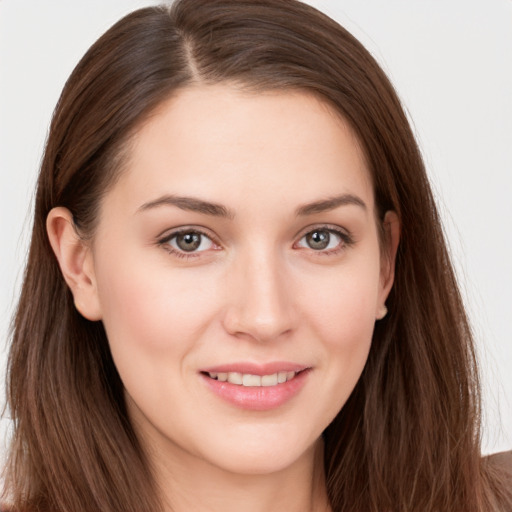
top-left (110, 84), bottom-right (374, 215)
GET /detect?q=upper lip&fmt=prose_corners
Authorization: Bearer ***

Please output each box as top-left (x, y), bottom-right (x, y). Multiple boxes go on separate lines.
top-left (200, 362), bottom-right (310, 375)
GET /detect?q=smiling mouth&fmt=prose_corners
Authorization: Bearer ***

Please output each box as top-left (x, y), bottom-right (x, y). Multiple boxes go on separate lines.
top-left (203, 371), bottom-right (300, 387)
top-left (201, 368), bottom-right (310, 410)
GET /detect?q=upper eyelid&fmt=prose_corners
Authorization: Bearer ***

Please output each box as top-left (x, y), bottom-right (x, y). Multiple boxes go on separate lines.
top-left (294, 223), bottom-right (351, 240)
top-left (157, 226), bottom-right (219, 244)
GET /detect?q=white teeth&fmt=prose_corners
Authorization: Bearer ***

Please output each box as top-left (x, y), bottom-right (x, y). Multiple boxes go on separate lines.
top-left (207, 371), bottom-right (298, 386)
top-left (227, 372), bottom-right (243, 385)
top-left (242, 374), bottom-right (261, 387)
top-left (261, 374), bottom-right (278, 386)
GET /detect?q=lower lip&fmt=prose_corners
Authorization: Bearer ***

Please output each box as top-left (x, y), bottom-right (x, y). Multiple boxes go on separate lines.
top-left (201, 370), bottom-right (310, 411)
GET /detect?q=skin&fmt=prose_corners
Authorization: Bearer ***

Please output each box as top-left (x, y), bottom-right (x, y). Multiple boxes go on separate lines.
top-left (48, 84), bottom-right (399, 512)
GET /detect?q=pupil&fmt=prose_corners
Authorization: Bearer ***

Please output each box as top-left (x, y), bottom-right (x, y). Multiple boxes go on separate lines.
top-left (307, 230), bottom-right (329, 250)
top-left (177, 232), bottom-right (201, 251)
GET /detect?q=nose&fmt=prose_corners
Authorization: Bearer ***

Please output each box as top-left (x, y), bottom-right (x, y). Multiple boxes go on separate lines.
top-left (222, 247), bottom-right (297, 343)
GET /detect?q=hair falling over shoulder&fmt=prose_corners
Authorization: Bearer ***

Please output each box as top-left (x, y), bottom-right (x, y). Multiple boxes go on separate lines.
top-left (2, 1), bottom-right (511, 511)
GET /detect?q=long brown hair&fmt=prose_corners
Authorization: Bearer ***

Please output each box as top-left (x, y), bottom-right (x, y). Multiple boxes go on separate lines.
top-left (3, 1), bottom-right (511, 510)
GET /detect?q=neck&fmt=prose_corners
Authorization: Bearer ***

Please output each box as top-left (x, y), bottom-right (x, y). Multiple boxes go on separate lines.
top-left (149, 438), bottom-right (331, 512)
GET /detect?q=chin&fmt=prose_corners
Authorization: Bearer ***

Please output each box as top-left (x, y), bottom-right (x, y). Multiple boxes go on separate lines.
top-left (196, 428), bottom-right (322, 476)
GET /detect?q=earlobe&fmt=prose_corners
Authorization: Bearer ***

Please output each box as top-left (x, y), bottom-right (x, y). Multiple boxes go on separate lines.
top-left (376, 304), bottom-right (388, 320)
top-left (46, 207), bottom-right (102, 321)
top-left (376, 210), bottom-right (400, 319)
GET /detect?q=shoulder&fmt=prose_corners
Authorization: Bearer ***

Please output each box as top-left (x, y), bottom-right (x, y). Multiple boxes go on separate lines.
top-left (484, 450), bottom-right (512, 475)
top-left (483, 451), bottom-right (512, 511)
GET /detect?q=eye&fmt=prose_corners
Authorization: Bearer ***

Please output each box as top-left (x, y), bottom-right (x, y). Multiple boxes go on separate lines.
top-left (295, 227), bottom-right (352, 253)
top-left (160, 229), bottom-right (217, 256)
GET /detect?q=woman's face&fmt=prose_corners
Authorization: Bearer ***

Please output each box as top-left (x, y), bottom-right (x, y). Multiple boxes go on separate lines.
top-left (82, 85), bottom-right (396, 475)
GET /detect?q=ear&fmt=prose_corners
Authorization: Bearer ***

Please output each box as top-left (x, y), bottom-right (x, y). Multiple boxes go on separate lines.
top-left (376, 210), bottom-right (400, 320)
top-left (46, 207), bottom-right (102, 321)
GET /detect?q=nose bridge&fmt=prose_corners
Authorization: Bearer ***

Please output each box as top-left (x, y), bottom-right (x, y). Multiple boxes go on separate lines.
top-left (223, 242), bottom-right (295, 342)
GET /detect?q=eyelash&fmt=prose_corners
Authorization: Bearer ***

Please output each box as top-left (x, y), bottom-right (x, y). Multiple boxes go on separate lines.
top-left (157, 225), bottom-right (354, 260)
top-left (294, 225), bottom-right (355, 256)
top-left (157, 227), bottom-right (219, 259)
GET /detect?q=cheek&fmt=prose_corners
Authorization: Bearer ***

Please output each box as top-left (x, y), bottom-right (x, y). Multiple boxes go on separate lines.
top-left (296, 253), bottom-right (381, 403)
top-left (94, 255), bottom-right (225, 422)
top-left (94, 252), bottom-right (220, 357)
top-left (303, 259), bottom-right (381, 345)
top-left (316, 281), bottom-right (376, 370)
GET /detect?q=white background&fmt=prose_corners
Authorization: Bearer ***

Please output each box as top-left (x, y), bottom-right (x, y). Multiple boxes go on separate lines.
top-left (1, 0), bottom-right (511, 462)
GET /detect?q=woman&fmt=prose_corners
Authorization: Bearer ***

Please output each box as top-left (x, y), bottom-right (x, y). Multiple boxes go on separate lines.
top-left (2, 0), bottom-right (511, 510)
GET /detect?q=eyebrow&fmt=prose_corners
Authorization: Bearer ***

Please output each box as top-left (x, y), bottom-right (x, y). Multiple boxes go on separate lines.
top-left (137, 195), bottom-right (235, 219)
top-left (295, 194), bottom-right (367, 216)
top-left (137, 193), bottom-right (366, 219)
